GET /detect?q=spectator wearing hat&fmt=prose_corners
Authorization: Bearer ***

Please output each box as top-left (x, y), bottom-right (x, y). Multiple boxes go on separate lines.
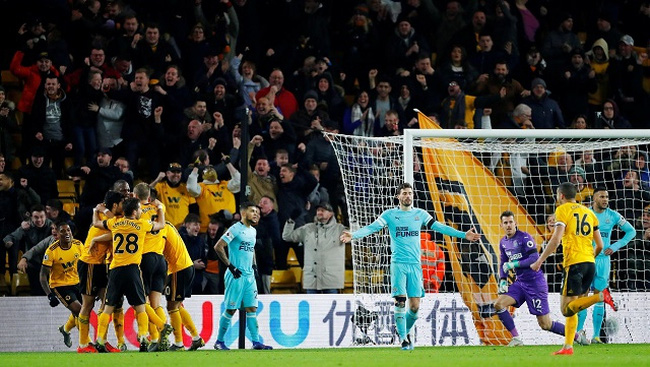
top-left (568, 166), bottom-right (593, 204)
top-left (206, 77), bottom-right (239, 132)
top-left (541, 12), bottom-right (581, 77)
top-left (30, 74), bottom-right (73, 178)
top-left (586, 38), bottom-right (612, 117)
top-left (314, 72), bottom-right (345, 123)
top-left (282, 200), bottom-right (347, 294)
top-left (585, 12), bottom-right (623, 59)
top-left (609, 34), bottom-right (647, 127)
top-left (149, 162), bottom-right (196, 228)
top-left (522, 78), bottom-right (565, 129)
top-left (256, 69), bottom-right (299, 120)
top-left (289, 89), bottom-right (330, 143)
top-left (557, 49), bottom-right (597, 122)
top-left (384, 13), bottom-right (431, 74)
top-left (18, 147), bottom-right (57, 205)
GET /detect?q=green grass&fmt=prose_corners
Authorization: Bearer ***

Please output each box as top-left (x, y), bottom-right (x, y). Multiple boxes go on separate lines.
top-left (3, 344), bottom-right (650, 367)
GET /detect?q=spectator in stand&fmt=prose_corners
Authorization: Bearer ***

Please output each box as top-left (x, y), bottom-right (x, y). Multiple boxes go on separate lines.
top-left (609, 35), bottom-right (647, 127)
top-left (132, 23), bottom-right (180, 78)
top-left (569, 115), bottom-right (588, 129)
top-left (586, 39), bottom-right (612, 120)
top-left (107, 68), bottom-right (165, 178)
top-left (206, 78), bottom-right (239, 132)
top-left (187, 159), bottom-right (241, 235)
top-left (0, 88), bottom-right (18, 164)
top-left (633, 152), bottom-right (650, 187)
top-left (10, 47), bottom-right (60, 122)
top-left (625, 207), bottom-right (650, 290)
top-left (513, 46), bottom-right (548, 95)
top-left (289, 90), bottom-right (330, 143)
top-left (64, 47), bottom-right (122, 92)
top-left (469, 33), bottom-right (515, 76)
top-left (245, 135), bottom-right (278, 210)
top-left (512, 0), bottom-right (541, 51)
top-left (522, 78), bottom-right (565, 129)
top-left (492, 0), bottom-right (519, 57)
top-left (614, 169), bottom-right (650, 222)
top-left (314, 73), bottom-right (345, 123)
top-left (149, 162), bottom-right (197, 229)
top-left (71, 70), bottom-right (103, 166)
top-left (379, 110), bottom-right (403, 137)
top-left (276, 164), bottom-right (318, 269)
top-left (229, 54), bottom-right (269, 111)
top-left (472, 61), bottom-right (528, 127)
top-left (256, 196), bottom-right (280, 294)
top-left (568, 166), bottom-right (593, 205)
top-left (250, 97), bottom-right (284, 138)
top-left (156, 65), bottom-right (194, 141)
top-left (368, 71), bottom-right (399, 134)
top-left (283, 201), bottom-right (346, 294)
top-left (434, 1), bottom-right (465, 58)
top-left (184, 100), bottom-right (213, 127)
top-left (407, 53), bottom-right (443, 118)
top-left (193, 47), bottom-right (234, 98)
top-left (3, 204), bottom-right (53, 295)
top-left (585, 12), bottom-right (623, 59)
top-left (343, 89), bottom-right (375, 136)
top-left (384, 14), bottom-right (430, 74)
top-left (0, 172), bottom-right (26, 285)
top-left (180, 23), bottom-right (211, 89)
top-left (179, 213), bottom-right (208, 294)
top-left (18, 147), bottom-right (57, 205)
top-left (178, 120), bottom-right (211, 168)
top-left (261, 119), bottom-right (297, 163)
top-left (438, 45), bottom-right (479, 93)
top-left (557, 49), bottom-right (598, 123)
top-left (204, 212), bottom-right (232, 295)
top-left (113, 157), bottom-right (134, 187)
top-left (341, 4), bottom-right (379, 92)
top-left (107, 15), bottom-right (142, 61)
top-left (450, 10), bottom-right (487, 59)
top-left (30, 75), bottom-right (73, 178)
top-left (441, 80), bottom-right (505, 129)
top-left (256, 69), bottom-right (299, 120)
top-left (594, 99), bottom-right (631, 129)
top-left (45, 199), bottom-right (74, 233)
top-left (541, 12), bottom-right (581, 78)
top-left (95, 77), bottom-right (126, 153)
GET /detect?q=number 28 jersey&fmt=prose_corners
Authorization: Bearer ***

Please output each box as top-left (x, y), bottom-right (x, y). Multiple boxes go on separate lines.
top-left (104, 217), bottom-right (153, 270)
top-left (554, 202), bottom-right (600, 267)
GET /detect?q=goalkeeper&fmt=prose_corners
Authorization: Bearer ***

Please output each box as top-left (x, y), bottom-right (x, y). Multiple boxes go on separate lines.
top-left (495, 211), bottom-right (573, 346)
top-left (575, 188), bottom-right (634, 345)
top-left (340, 182), bottom-right (480, 351)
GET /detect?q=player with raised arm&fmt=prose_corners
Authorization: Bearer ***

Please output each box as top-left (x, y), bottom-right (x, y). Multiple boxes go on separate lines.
top-left (90, 197), bottom-right (166, 352)
top-left (340, 182), bottom-right (481, 350)
top-left (40, 222), bottom-right (83, 350)
top-left (576, 187), bottom-right (634, 345)
top-left (531, 182), bottom-right (617, 355)
top-left (495, 211), bottom-right (576, 346)
top-left (213, 201), bottom-right (273, 351)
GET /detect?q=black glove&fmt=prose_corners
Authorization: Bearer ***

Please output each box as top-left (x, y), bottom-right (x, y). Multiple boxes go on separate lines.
top-left (228, 264), bottom-right (242, 279)
top-left (289, 208), bottom-right (302, 221)
top-left (222, 155), bottom-right (231, 164)
top-left (252, 264), bottom-right (259, 279)
top-left (48, 293), bottom-right (60, 307)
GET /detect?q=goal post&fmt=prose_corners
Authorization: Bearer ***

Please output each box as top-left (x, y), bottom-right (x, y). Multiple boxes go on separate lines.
top-left (328, 111), bottom-right (650, 345)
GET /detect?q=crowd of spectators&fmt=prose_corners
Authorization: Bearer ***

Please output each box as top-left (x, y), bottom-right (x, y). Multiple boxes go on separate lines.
top-left (0, 0), bottom-right (649, 294)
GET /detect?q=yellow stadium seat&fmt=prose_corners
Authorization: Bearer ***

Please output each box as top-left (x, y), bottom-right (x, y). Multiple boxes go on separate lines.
top-left (1, 70), bottom-right (21, 87)
top-left (11, 272), bottom-right (30, 296)
top-left (287, 247), bottom-right (300, 267)
top-left (289, 267), bottom-right (302, 290)
top-left (270, 270), bottom-right (298, 294)
top-left (0, 271), bottom-right (10, 296)
top-left (343, 270), bottom-right (354, 294)
top-left (57, 180), bottom-right (77, 202)
top-left (62, 202), bottom-right (79, 217)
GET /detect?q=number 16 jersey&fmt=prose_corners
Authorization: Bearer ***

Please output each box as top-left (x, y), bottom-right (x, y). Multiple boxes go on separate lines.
top-left (554, 202), bottom-right (600, 267)
top-left (104, 217), bottom-right (153, 269)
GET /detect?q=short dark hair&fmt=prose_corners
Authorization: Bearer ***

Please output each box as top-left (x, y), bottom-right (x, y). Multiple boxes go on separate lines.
top-left (500, 210), bottom-right (515, 220)
top-left (122, 197), bottom-right (140, 217)
top-left (593, 187), bottom-right (608, 195)
top-left (46, 199), bottom-right (63, 212)
top-left (397, 182), bottom-right (413, 195)
top-left (558, 182), bottom-right (577, 200)
top-left (30, 204), bottom-right (45, 214)
top-left (104, 190), bottom-right (125, 211)
top-left (183, 213), bottom-right (200, 224)
top-left (240, 201), bottom-right (259, 211)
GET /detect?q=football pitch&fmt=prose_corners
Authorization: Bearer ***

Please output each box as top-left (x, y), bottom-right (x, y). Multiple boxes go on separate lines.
top-left (3, 344), bottom-right (650, 367)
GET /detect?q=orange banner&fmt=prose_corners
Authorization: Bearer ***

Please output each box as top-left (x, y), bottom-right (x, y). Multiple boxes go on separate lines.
top-left (417, 112), bottom-right (543, 345)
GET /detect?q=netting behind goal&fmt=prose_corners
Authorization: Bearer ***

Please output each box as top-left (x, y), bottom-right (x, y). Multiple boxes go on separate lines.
top-left (328, 115), bottom-right (650, 345)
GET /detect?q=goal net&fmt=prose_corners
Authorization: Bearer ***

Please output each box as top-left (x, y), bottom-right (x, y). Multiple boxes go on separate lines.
top-left (328, 112), bottom-right (650, 345)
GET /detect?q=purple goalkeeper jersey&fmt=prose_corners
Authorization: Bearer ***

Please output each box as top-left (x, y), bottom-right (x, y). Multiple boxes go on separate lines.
top-left (499, 230), bottom-right (544, 284)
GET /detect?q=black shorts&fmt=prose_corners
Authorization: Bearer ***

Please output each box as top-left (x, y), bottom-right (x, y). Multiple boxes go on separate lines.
top-left (105, 264), bottom-right (147, 307)
top-left (140, 252), bottom-right (168, 294)
top-left (52, 285), bottom-right (82, 308)
top-left (561, 262), bottom-right (596, 297)
top-left (77, 260), bottom-right (108, 296)
top-left (165, 266), bottom-right (194, 302)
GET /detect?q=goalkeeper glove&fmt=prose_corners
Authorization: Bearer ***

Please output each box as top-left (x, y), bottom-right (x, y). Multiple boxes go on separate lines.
top-left (498, 279), bottom-right (509, 294)
top-left (48, 293), bottom-right (60, 307)
top-left (502, 260), bottom-right (519, 273)
top-left (228, 264), bottom-right (242, 279)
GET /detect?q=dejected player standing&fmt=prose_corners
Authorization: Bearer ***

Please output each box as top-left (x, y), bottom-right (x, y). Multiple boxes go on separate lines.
top-left (213, 202), bottom-right (272, 351)
top-left (340, 182), bottom-right (481, 350)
